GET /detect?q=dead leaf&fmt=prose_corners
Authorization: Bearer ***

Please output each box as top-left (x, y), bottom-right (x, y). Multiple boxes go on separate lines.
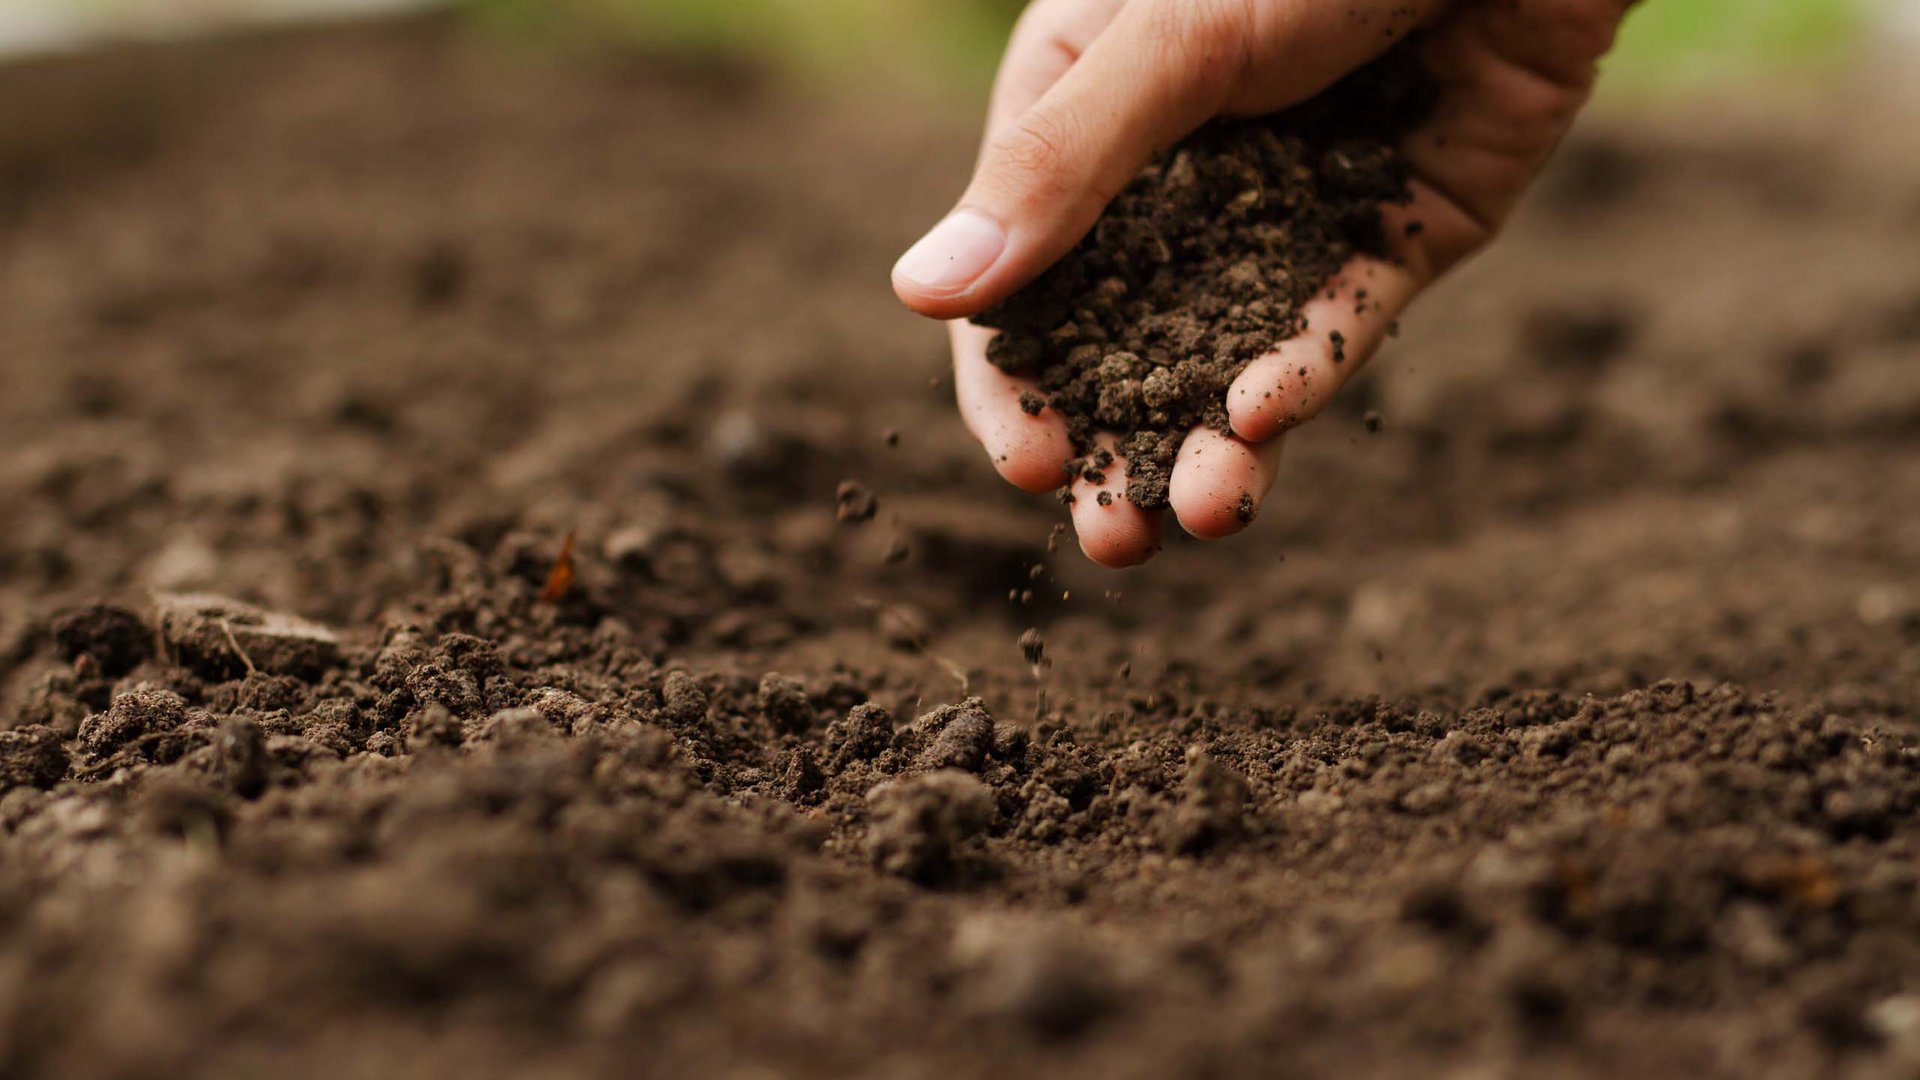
top-left (539, 531), bottom-right (577, 603)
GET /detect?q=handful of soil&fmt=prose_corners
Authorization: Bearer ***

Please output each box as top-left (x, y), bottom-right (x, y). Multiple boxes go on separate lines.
top-left (973, 46), bottom-right (1436, 509)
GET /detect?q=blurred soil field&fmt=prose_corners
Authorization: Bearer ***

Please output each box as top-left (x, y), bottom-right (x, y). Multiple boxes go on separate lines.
top-left (2, 12), bottom-right (1920, 1080)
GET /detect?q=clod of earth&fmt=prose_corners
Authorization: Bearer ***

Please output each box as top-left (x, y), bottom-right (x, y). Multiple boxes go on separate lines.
top-left (757, 672), bottom-right (815, 734)
top-left (76, 686), bottom-right (189, 762)
top-left (154, 594), bottom-right (341, 680)
top-left (0, 726), bottom-right (68, 790)
top-left (836, 479), bottom-right (879, 523)
top-left (1161, 747), bottom-right (1252, 854)
top-left (865, 769), bottom-right (996, 884)
top-left (911, 699), bottom-right (996, 773)
top-left (1019, 627), bottom-right (1046, 667)
top-left (49, 603), bottom-right (151, 677)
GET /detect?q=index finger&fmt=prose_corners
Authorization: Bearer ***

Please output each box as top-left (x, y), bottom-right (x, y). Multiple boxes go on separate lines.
top-left (951, 321), bottom-right (1074, 494)
top-left (983, 0), bottom-right (1129, 141)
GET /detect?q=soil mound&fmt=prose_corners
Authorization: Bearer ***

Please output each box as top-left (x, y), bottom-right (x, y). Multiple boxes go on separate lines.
top-left (975, 47), bottom-right (1432, 506)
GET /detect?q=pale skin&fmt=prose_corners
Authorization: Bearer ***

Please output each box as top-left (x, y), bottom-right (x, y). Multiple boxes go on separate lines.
top-left (892, 0), bottom-right (1639, 567)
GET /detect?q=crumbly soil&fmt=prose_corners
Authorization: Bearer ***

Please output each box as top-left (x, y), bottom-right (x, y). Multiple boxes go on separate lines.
top-left (974, 47), bottom-right (1431, 507)
top-left (4, 17), bottom-right (1920, 1080)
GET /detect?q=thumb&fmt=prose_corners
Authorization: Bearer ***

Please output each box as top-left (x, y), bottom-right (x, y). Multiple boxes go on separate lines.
top-left (891, 2), bottom-right (1242, 320)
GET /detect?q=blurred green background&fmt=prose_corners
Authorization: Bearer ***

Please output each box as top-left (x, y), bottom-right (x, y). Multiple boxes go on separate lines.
top-left (460, 0), bottom-right (1871, 98)
top-left (6, 0), bottom-right (1880, 99)
top-left (1604, 0), bottom-right (1866, 92)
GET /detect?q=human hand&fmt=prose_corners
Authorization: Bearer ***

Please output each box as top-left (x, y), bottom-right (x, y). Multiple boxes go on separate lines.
top-left (893, 0), bottom-right (1635, 567)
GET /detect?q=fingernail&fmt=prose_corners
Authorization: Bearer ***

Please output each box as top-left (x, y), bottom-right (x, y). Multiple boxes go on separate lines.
top-left (893, 209), bottom-right (1005, 295)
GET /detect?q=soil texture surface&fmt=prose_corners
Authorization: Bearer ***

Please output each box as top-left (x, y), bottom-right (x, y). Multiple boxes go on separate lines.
top-left (4, 17), bottom-right (1920, 1080)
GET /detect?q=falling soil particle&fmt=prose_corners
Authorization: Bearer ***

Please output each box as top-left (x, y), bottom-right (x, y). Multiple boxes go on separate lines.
top-left (882, 533), bottom-right (911, 564)
top-left (836, 479), bottom-right (879, 523)
top-left (1019, 627), bottom-right (1046, 667)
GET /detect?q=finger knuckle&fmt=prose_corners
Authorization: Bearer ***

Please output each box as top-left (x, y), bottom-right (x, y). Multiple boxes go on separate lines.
top-left (1140, 0), bottom-right (1248, 44)
top-left (988, 109), bottom-right (1083, 204)
top-left (1138, 0), bottom-right (1253, 105)
top-left (1008, 0), bottom-right (1050, 41)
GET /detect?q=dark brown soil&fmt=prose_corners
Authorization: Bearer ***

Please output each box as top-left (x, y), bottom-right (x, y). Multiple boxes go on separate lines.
top-left (974, 47), bottom-right (1431, 507)
top-left (4, 17), bottom-right (1920, 1080)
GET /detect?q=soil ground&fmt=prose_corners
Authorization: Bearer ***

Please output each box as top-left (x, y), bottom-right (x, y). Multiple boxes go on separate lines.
top-left (3, 17), bottom-right (1920, 1080)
